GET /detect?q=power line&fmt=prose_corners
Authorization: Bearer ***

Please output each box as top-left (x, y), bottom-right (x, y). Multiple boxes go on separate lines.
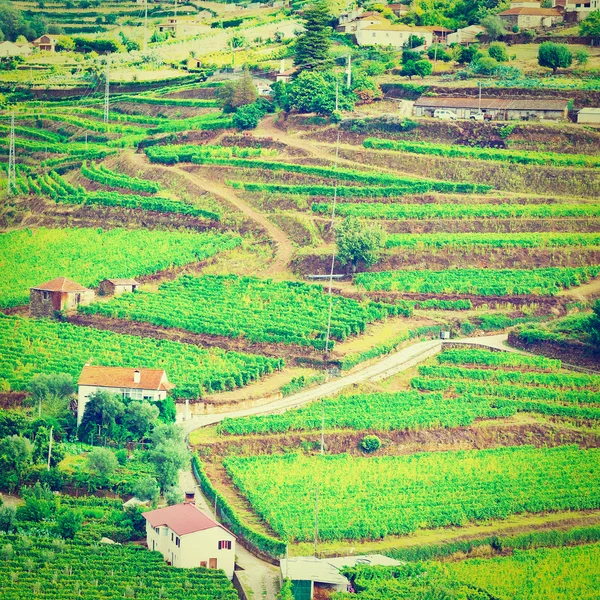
top-left (7, 110), bottom-right (16, 196)
top-left (104, 60), bottom-right (110, 124)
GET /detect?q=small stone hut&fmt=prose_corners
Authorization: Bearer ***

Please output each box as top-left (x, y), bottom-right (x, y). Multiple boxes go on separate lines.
top-left (30, 277), bottom-right (95, 318)
top-left (98, 278), bottom-right (139, 297)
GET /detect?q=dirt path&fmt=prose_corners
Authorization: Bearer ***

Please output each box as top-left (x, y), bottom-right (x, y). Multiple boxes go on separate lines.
top-left (126, 151), bottom-right (294, 276)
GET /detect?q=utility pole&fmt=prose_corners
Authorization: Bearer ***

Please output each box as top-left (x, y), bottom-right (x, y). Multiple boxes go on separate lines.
top-left (346, 55), bottom-right (352, 89)
top-left (104, 60), bottom-right (110, 124)
top-left (478, 81), bottom-right (482, 113)
top-left (7, 110), bottom-right (16, 196)
top-left (47, 426), bottom-right (54, 471)
top-left (144, 0), bottom-right (149, 51)
top-left (335, 80), bottom-right (339, 112)
top-left (313, 485), bottom-right (319, 558)
top-left (320, 399), bottom-right (325, 455)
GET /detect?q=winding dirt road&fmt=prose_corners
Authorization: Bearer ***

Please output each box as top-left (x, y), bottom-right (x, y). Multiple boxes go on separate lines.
top-left (125, 151), bottom-right (294, 276)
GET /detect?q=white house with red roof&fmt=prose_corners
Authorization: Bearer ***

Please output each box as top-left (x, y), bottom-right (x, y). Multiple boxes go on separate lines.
top-left (77, 365), bottom-right (173, 424)
top-left (143, 497), bottom-right (236, 578)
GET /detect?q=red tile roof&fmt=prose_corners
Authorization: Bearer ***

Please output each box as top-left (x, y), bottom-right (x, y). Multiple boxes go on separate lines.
top-left (78, 365), bottom-right (173, 390)
top-left (31, 277), bottom-right (91, 293)
top-left (143, 503), bottom-right (230, 537)
top-left (499, 7), bottom-right (561, 15)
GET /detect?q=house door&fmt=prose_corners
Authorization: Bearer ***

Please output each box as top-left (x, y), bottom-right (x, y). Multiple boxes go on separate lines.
top-left (209, 558), bottom-right (217, 569)
top-left (75, 293), bottom-right (81, 305)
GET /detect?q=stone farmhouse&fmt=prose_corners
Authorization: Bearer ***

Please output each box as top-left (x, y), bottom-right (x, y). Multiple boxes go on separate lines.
top-left (77, 365), bottom-right (173, 424)
top-left (30, 277), bottom-right (95, 318)
top-left (143, 497), bottom-right (236, 578)
top-left (498, 6), bottom-right (563, 29)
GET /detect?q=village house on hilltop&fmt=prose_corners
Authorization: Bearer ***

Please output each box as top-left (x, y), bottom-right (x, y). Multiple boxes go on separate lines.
top-left (77, 365), bottom-right (173, 424)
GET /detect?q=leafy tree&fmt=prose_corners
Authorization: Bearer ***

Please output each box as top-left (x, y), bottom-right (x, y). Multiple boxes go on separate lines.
top-left (17, 483), bottom-right (56, 522)
top-left (401, 48), bottom-right (422, 64)
top-left (414, 59), bottom-right (433, 78)
top-left (538, 42), bottom-right (572, 74)
top-left (27, 373), bottom-right (75, 418)
top-left (360, 435), bottom-right (381, 453)
top-left (233, 102), bottom-right (265, 129)
top-left (404, 34), bottom-right (425, 48)
top-left (285, 70), bottom-right (356, 115)
top-left (471, 55), bottom-right (498, 74)
top-left (123, 401), bottom-right (159, 442)
top-left (165, 486), bottom-right (184, 506)
top-left (150, 423), bottom-right (184, 447)
top-left (488, 42), bottom-right (508, 62)
top-left (427, 44), bottom-right (452, 62)
top-left (574, 49), bottom-right (590, 65)
top-left (400, 60), bottom-right (418, 79)
top-left (336, 217), bottom-right (387, 272)
top-left (0, 435), bottom-right (33, 485)
top-left (0, 505), bottom-right (16, 533)
top-left (57, 509), bottom-right (83, 539)
top-left (480, 14), bottom-right (506, 41)
top-left (132, 477), bottom-right (160, 502)
top-left (56, 35), bottom-right (75, 52)
top-left (78, 391), bottom-right (125, 444)
top-left (294, 0), bottom-right (333, 71)
top-left (148, 443), bottom-right (188, 491)
top-left (458, 45), bottom-right (482, 65)
top-left (86, 447), bottom-right (118, 479)
top-left (580, 10), bottom-right (600, 41)
top-left (232, 68), bottom-right (258, 107)
top-left (32, 425), bottom-right (65, 467)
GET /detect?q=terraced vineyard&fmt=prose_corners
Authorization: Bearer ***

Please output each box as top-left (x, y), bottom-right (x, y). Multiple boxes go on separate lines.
top-left (79, 274), bottom-right (409, 350)
top-left (0, 535), bottom-right (237, 600)
top-left (0, 314), bottom-right (282, 398)
top-left (224, 445), bottom-right (600, 541)
top-left (0, 228), bottom-right (241, 308)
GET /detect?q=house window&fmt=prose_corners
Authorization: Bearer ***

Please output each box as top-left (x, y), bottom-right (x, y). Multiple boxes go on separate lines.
top-left (121, 388), bottom-right (131, 399)
top-left (42, 291), bottom-right (49, 300)
top-left (131, 389), bottom-right (143, 400)
top-left (175, 537), bottom-right (180, 547)
top-left (200, 561), bottom-right (207, 567)
top-left (171, 533), bottom-right (174, 542)
top-left (218, 540), bottom-right (232, 550)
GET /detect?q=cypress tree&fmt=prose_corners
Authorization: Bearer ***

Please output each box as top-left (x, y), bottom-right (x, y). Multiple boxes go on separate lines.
top-left (294, 0), bottom-right (333, 71)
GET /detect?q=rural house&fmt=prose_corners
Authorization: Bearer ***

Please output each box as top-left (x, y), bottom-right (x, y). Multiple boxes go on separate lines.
top-left (554, 0), bottom-right (600, 20)
top-left (356, 24), bottom-right (435, 48)
top-left (98, 278), bottom-right (139, 296)
top-left (30, 277), bottom-right (95, 318)
top-left (32, 34), bottom-right (58, 52)
top-left (77, 365), bottom-right (173, 424)
top-left (498, 6), bottom-right (563, 28)
top-left (143, 497), bottom-right (236, 578)
top-left (0, 41), bottom-right (32, 57)
top-left (413, 97), bottom-right (569, 121)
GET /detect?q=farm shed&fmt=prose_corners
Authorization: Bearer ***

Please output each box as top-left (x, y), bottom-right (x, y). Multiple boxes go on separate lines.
top-left (77, 365), bottom-right (174, 424)
top-left (413, 97), bottom-right (569, 121)
top-left (279, 555), bottom-right (401, 600)
top-left (98, 278), bottom-right (139, 296)
top-left (30, 277), bottom-right (95, 318)
top-left (577, 108), bottom-right (600, 124)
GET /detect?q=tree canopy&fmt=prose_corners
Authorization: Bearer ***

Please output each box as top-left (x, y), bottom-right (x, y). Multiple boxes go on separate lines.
top-left (294, 0), bottom-right (333, 71)
top-left (580, 10), bottom-right (600, 40)
top-left (538, 42), bottom-right (572, 74)
top-left (336, 217), bottom-right (387, 272)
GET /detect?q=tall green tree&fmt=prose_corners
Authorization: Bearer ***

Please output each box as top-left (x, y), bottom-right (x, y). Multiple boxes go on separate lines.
top-left (538, 42), bottom-right (572, 74)
top-left (336, 217), bottom-right (387, 272)
top-left (78, 391), bottom-right (124, 443)
top-left (480, 14), bottom-right (506, 41)
top-left (580, 10), bottom-right (600, 41)
top-left (588, 300), bottom-right (600, 348)
top-left (294, 0), bottom-right (333, 71)
top-left (123, 401), bottom-right (159, 442)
